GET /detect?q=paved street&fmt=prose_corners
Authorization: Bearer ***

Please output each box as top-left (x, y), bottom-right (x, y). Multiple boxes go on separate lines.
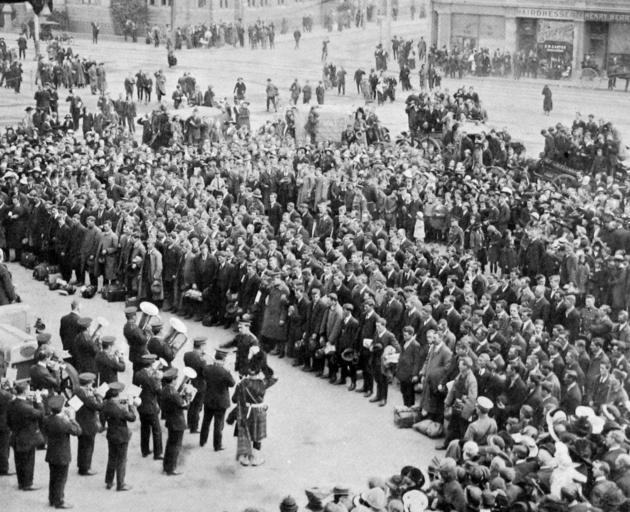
top-left (1, 262), bottom-right (430, 512)
top-left (1, 19), bottom-right (629, 156)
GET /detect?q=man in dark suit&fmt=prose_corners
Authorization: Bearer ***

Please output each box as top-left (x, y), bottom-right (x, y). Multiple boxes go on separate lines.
top-left (101, 382), bottom-right (136, 491)
top-left (497, 363), bottom-right (528, 427)
top-left (560, 370), bottom-right (582, 415)
top-left (132, 354), bottom-right (163, 460)
top-left (42, 395), bottom-right (81, 508)
top-left (74, 372), bottom-right (103, 476)
top-left (379, 289), bottom-right (404, 340)
top-left (160, 368), bottom-right (188, 475)
top-left (561, 295), bottom-right (581, 342)
top-left (396, 326), bottom-right (423, 407)
top-left (336, 304), bottom-right (360, 390)
top-left (59, 300), bottom-right (82, 363)
top-left (193, 243), bottom-right (217, 322)
top-left (268, 193), bottom-right (283, 234)
top-left (371, 317), bottom-right (400, 407)
top-left (123, 307), bottom-right (148, 373)
top-left (7, 381), bottom-right (44, 491)
top-left (183, 337), bottom-right (208, 433)
top-left (417, 306), bottom-right (438, 346)
top-left (95, 336), bottom-right (126, 384)
top-left (200, 349), bottom-right (235, 451)
top-left (531, 286), bottom-right (551, 331)
top-left (357, 300), bottom-right (378, 396)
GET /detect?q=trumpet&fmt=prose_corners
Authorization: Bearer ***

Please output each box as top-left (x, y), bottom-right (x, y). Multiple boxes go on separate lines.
top-left (165, 317), bottom-right (188, 355)
top-left (138, 301), bottom-right (159, 332)
top-left (91, 316), bottom-right (110, 344)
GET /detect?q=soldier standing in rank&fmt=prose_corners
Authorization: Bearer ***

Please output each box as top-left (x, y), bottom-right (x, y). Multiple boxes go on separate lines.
top-left (183, 337), bottom-right (208, 434)
top-left (200, 349), bottom-right (235, 451)
top-left (133, 354), bottom-right (163, 460)
top-left (100, 382), bottom-right (136, 491)
top-left (160, 368), bottom-right (188, 475)
top-left (74, 372), bottom-right (103, 476)
top-left (7, 381), bottom-right (45, 491)
top-left (123, 306), bottom-right (148, 372)
top-left (95, 336), bottom-right (126, 384)
top-left (42, 395), bottom-right (81, 509)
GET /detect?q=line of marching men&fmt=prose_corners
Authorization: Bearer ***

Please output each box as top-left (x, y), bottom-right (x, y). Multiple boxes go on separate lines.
top-left (0, 297), bottom-right (258, 509)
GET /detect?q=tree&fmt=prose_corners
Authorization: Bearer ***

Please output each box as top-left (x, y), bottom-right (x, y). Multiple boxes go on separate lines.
top-left (110, 0), bottom-right (148, 35)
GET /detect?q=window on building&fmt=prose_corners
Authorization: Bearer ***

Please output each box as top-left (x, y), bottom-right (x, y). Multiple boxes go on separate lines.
top-left (149, 0), bottom-right (155, 5)
top-left (220, 0), bottom-right (229, 8)
top-left (198, 0), bottom-right (206, 6)
top-left (161, 0), bottom-right (167, 5)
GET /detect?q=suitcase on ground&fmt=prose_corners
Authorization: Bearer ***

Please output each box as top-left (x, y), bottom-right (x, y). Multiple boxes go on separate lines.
top-left (33, 263), bottom-right (50, 281)
top-left (394, 406), bottom-right (421, 429)
top-left (47, 273), bottom-right (63, 288)
top-left (20, 252), bottom-right (37, 269)
top-left (102, 283), bottom-right (127, 302)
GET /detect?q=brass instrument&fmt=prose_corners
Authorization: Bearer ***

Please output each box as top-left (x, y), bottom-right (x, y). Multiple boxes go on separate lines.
top-left (177, 367), bottom-right (197, 403)
top-left (165, 317), bottom-right (188, 355)
top-left (91, 316), bottom-right (110, 344)
top-left (138, 302), bottom-right (159, 332)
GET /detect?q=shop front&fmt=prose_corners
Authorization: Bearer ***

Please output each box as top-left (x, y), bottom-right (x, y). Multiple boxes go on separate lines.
top-left (583, 12), bottom-right (630, 73)
top-left (450, 13), bottom-right (506, 51)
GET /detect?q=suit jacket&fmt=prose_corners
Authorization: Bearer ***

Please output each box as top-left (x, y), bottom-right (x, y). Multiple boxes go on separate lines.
top-left (531, 297), bottom-right (551, 328)
top-left (161, 383), bottom-right (187, 431)
top-left (95, 351), bottom-right (125, 384)
top-left (43, 414), bottom-right (81, 466)
top-left (183, 351), bottom-right (208, 391)
top-left (75, 386), bottom-right (103, 437)
top-left (202, 363), bottom-right (236, 409)
top-left (0, 388), bottom-right (12, 431)
top-left (124, 320), bottom-right (148, 364)
top-left (325, 304), bottom-right (344, 344)
top-left (133, 367), bottom-right (162, 415)
top-left (560, 383), bottom-right (582, 415)
top-left (74, 331), bottom-right (100, 374)
top-left (380, 298), bottom-right (404, 338)
top-left (504, 375), bottom-right (528, 416)
top-left (7, 398), bottom-right (44, 452)
top-left (29, 363), bottom-right (59, 391)
top-left (101, 399), bottom-right (136, 444)
top-left (308, 299), bottom-right (329, 338)
top-left (396, 338), bottom-right (423, 382)
top-left (337, 316), bottom-right (359, 352)
top-left (417, 317), bottom-right (438, 346)
top-left (59, 311), bottom-right (81, 353)
top-left (562, 308), bottom-right (581, 342)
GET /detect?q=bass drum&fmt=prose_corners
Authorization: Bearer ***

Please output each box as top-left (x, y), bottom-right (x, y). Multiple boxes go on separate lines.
top-left (59, 362), bottom-right (80, 400)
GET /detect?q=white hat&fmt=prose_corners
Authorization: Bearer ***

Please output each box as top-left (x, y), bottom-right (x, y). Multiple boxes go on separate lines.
top-left (476, 396), bottom-right (493, 411)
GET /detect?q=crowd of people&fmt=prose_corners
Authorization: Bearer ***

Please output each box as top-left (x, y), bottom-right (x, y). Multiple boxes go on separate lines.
top-left (2, 12), bottom-right (630, 510)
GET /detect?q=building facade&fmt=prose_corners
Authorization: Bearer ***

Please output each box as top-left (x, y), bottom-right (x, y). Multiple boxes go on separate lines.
top-left (428, 0), bottom-right (630, 74)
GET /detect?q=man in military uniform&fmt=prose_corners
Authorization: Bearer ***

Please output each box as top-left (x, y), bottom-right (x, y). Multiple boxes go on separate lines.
top-left (123, 306), bottom-right (148, 373)
top-left (95, 336), bottom-right (126, 384)
top-left (7, 381), bottom-right (44, 491)
top-left (200, 349), bottom-right (235, 451)
top-left (133, 354), bottom-right (163, 460)
top-left (160, 368), bottom-right (187, 475)
top-left (74, 372), bottom-right (103, 476)
top-left (147, 318), bottom-right (175, 366)
top-left (73, 317), bottom-right (99, 374)
top-left (42, 395), bottom-right (81, 508)
top-left (183, 337), bottom-right (208, 433)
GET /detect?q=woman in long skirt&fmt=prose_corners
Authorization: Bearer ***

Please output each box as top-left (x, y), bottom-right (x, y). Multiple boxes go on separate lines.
top-left (233, 350), bottom-right (272, 466)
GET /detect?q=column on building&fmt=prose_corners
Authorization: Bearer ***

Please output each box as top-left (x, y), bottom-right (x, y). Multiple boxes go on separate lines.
top-left (572, 18), bottom-right (585, 79)
top-left (505, 15), bottom-right (517, 53)
top-left (436, 7), bottom-right (451, 48)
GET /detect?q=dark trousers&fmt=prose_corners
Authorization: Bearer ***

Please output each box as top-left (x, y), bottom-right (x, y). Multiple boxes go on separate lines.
top-left (163, 429), bottom-right (183, 473)
top-left (200, 407), bottom-right (225, 449)
top-left (140, 412), bottom-right (163, 457)
top-left (444, 413), bottom-right (467, 444)
top-left (105, 441), bottom-right (128, 489)
top-left (0, 428), bottom-right (9, 474)
top-left (327, 355), bottom-right (339, 380)
top-left (48, 463), bottom-right (68, 506)
top-left (400, 380), bottom-right (416, 407)
top-left (375, 372), bottom-right (388, 400)
top-left (187, 389), bottom-right (205, 432)
top-left (358, 351), bottom-right (373, 392)
top-left (19, 48), bottom-right (26, 59)
top-left (14, 448), bottom-right (35, 489)
top-left (341, 360), bottom-right (357, 383)
top-left (77, 435), bottom-right (95, 473)
top-left (266, 96), bottom-right (276, 111)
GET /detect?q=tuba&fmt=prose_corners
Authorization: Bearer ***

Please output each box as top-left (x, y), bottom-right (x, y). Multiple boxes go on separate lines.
top-left (138, 301), bottom-right (159, 332)
top-left (91, 316), bottom-right (109, 344)
top-left (164, 317), bottom-right (188, 355)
